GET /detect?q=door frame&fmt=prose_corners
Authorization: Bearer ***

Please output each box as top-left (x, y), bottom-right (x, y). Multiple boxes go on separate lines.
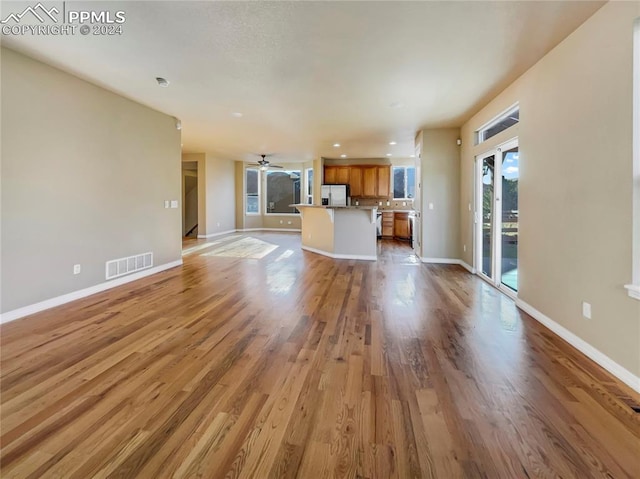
top-left (474, 137), bottom-right (518, 298)
top-left (413, 144), bottom-right (422, 257)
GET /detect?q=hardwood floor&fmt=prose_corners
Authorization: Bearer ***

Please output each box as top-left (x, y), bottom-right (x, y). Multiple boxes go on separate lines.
top-left (1, 232), bottom-right (639, 478)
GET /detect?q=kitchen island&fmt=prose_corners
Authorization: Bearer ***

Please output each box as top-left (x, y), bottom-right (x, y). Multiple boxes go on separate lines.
top-left (291, 205), bottom-right (378, 260)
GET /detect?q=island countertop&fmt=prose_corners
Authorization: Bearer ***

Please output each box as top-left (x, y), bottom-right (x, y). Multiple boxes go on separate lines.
top-left (289, 204), bottom-right (377, 210)
top-left (291, 204), bottom-right (377, 260)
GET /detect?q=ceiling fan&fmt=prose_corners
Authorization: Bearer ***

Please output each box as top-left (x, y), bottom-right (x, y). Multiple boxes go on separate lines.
top-left (249, 154), bottom-right (283, 171)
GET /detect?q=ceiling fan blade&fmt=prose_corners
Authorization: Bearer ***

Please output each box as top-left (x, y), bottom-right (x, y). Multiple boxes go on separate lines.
top-left (269, 165), bottom-right (284, 169)
top-left (248, 163), bottom-right (261, 166)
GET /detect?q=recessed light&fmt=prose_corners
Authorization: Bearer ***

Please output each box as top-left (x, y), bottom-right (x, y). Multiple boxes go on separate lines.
top-left (386, 153), bottom-right (392, 157)
top-left (156, 77), bottom-right (170, 87)
top-left (231, 112), bottom-right (243, 118)
top-left (389, 141), bottom-right (397, 145)
top-left (333, 143), bottom-right (340, 147)
top-left (340, 154), bottom-right (347, 158)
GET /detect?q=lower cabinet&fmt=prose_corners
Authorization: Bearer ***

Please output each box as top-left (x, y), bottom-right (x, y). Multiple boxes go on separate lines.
top-left (381, 212), bottom-right (394, 237)
top-left (393, 212), bottom-right (410, 240)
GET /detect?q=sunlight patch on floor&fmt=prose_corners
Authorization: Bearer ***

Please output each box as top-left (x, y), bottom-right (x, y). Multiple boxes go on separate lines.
top-left (201, 236), bottom-right (279, 259)
top-left (182, 234), bottom-right (243, 256)
top-left (274, 249), bottom-right (295, 262)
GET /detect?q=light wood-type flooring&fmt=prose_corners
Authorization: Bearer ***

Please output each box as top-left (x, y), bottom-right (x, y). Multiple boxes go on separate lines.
top-left (1, 232), bottom-right (639, 478)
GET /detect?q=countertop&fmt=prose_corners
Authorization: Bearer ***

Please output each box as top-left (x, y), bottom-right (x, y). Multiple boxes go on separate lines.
top-left (290, 204), bottom-right (378, 210)
top-left (378, 209), bottom-right (415, 213)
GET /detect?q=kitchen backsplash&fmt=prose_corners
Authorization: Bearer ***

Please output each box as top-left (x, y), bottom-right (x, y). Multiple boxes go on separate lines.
top-left (352, 198), bottom-right (414, 211)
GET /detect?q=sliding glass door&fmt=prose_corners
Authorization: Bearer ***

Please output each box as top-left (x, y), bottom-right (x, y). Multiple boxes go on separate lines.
top-left (476, 139), bottom-right (519, 294)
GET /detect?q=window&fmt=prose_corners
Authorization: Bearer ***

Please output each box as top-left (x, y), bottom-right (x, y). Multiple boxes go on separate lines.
top-left (476, 105), bottom-right (519, 144)
top-left (266, 170), bottom-right (301, 214)
top-left (245, 168), bottom-right (260, 214)
top-left (305, 168), bottom-right (314, 204)
top-left (393, 166), bottom-right (415, 199)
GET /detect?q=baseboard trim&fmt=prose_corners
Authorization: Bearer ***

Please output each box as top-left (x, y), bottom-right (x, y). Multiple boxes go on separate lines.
top-left (421, 257), bottom-right (461, 264)
top-left (459, 260), bottom-right (476, 274)
top-left (421, 257), bottom-right (475, 273)
top-left (237, 228), bottom-right (301, 233)
top-left (301, 245), bottom-right (377, 261)
top-left (516, 298), bottom-right (640, 393)
top-left (0, 259), bottom-right (183, 324)
top-left (196, 229), bottom-right (237, 239)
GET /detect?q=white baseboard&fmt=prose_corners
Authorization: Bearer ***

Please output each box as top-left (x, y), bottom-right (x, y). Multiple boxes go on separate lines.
top-left (421, 257), bottom-right (475, 273)
top-left (459, 260), bottom-right (476, 274)
top-left (421, 257), bottom-right (461, 264)
top-left (196, 229), bottom-right (237, 239)
top-left (0, 260), bottom-right (183, 324)
top-left (301, 245), bottom-right (376, 261)
top-left (238, 228), bottom-right (301, 233)
top-left (516, 299), bottom-right (640, 394)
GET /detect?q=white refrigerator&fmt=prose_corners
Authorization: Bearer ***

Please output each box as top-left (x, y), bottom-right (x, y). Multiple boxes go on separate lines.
top-left (321, 185), bottom-right (348, 206)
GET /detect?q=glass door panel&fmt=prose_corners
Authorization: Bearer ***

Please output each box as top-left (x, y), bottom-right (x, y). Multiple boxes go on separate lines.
top-left (501, 147), bottom-right (519, 291)
top-left (481, 155), bottom-right (495, 278)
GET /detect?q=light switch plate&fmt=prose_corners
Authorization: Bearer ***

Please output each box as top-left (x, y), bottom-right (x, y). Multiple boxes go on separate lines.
top-left (582, 302), bottom-right (591, 319)
top-left (429, 203), bottom-right (434, 210)
top-left (164, 200), bottom-right (170, 208)
top-left (170, 200), bottom-right (178, 208)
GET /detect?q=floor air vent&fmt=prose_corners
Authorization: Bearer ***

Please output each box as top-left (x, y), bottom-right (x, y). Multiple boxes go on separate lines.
top-left (106, 252), bottom-right (153, 280)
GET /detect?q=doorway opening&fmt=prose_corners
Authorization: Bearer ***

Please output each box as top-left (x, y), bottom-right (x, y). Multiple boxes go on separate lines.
top-left (182, 162), bottom-right (198, 238)
top-left (475, 138), bottom-right (519, 294)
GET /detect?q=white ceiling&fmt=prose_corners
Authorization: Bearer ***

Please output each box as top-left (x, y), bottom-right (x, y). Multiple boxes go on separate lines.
top-left (2, 1), bottom-right (605, 162)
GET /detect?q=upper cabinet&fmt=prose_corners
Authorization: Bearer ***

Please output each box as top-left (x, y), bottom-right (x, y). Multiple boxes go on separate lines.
top-left (323, 166), bottom-right (350, 185)
top-left (362, 167), bottom-right (377, 197)
top-left (377, 166), bottom-right (390, 198)
top-left (336, 167), bottom-right (350, 185)
top-left (324, 166), bottom-right (337, 184)
top-left (350, 167), bottom-right (363, 197)
top-left (323, 164), bottom-right (390, 198)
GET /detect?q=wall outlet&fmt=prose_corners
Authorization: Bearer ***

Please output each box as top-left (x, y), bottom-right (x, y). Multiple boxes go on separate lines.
top-left (73, 264), bottom-right (81, 275)
top-left (287, 221), bottom-right (292, 225)
top-left (463, 244), bottom-right (466, 252)
top-left (164, 200), bottom-right (170, 208)
top-left (280, 220), bottom-right (284, 224)
top-left (582, 302), bottom-right (592, 319)
top-left (170, 200), bottom-right (178, 208)
top-left (429, 203), bottom-right (434, 210)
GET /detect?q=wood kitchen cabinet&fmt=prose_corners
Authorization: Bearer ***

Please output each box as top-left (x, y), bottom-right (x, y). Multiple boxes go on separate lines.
top-left (324, 166), bottom-right (337, 184)
top-left (381, 212), bottom-right (394, 237)
top-left (336, 167), bottom-right (350, 185)
top-left (394, 212), bottom-right (410, 239)
top-left (377, 166), bottom-right (390, 198)
top-left (324, 166), bottom-right (349, 185)
top-left (362, 167), bottom-right (377, 197)
top-left (323, 164), bottom-right (391, 198)
top-left (349, 166), bottom-right (363, 197)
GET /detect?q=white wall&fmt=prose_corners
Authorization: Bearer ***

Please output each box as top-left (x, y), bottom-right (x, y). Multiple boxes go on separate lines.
top-left (460, 2), bottom-right (640, 377)
top-left (1, 47), bottom-right (182, 314)
top-left (419, 128), bottom-right (461, 260)
top-left (203, 154), bottom-right (236, 235)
